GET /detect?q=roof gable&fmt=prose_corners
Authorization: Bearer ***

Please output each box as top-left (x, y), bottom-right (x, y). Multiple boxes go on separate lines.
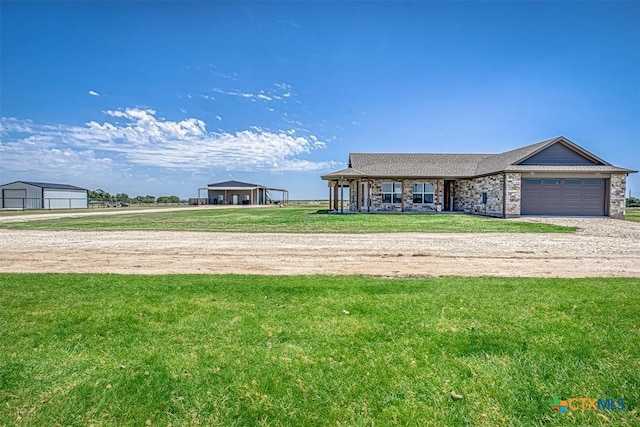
top-left (516, 140), bottom-right (606, 166)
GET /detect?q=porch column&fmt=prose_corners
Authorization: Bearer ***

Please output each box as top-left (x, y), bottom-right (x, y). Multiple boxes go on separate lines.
top-left (328, 185), bottom-right (332, 211)
top-left (333, 181), bottom-right (339, 210)
top-left (340, 180), bottom-right (344, 214)
top-left (356, 180), bottom-right (360, 212)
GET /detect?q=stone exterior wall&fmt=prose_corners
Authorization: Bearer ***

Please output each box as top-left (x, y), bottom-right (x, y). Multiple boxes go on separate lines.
top-left (454, 174), bottom-right (505, 217)
top-left (609, 173), bottom-right (627, 218)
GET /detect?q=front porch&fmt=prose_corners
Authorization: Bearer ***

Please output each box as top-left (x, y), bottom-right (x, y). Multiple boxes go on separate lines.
top-left (326, 178), bottom-right (457, 213)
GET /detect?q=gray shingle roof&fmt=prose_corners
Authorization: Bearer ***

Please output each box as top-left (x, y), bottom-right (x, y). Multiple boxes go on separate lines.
top-left (348, 153), bottom-right (489, 178)
top-left (321, 136), bottom-right (635, 179)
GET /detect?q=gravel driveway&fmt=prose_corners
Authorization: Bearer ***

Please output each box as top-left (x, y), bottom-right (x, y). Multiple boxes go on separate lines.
top-left (1, 217), bottom-right (638, 277)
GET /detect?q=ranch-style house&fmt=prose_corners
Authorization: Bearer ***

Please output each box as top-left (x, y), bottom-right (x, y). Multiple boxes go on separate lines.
top-left (321, 136), bottom-right (636, 218)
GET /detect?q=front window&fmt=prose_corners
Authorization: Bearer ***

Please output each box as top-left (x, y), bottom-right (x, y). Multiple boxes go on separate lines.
top-left (412, 182), bottom-right (434, 204)
top-left (382, 182), bottom-right (402, 203)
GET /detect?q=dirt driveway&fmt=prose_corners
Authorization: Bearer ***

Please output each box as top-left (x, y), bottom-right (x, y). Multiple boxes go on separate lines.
top-left (1, 217), bottom-right (638, 277)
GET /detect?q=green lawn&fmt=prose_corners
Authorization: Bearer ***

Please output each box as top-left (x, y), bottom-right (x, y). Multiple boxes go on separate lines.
top-left (1, 274), bottom-right (638, 426)
top-left (626, 208), bottom-right (640, 223)
top-left (0, 206), bottom-right (575, 233)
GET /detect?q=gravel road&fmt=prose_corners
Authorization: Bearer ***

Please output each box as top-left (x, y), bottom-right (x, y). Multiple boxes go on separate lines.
top-left (1, 217), bottom-right (638, 277)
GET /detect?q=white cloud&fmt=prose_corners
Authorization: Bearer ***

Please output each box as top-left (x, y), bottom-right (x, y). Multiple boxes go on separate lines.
top-left (216, 115), bottom-right (223, 121)
top-left (257, 93), bottom-right (272, 101)
top-left (0, 109), bottom-right (335, 175)
top-left (88, 90), bottom-right (100, 97)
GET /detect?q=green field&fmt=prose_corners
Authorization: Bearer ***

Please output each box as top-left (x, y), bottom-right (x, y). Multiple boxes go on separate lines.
top-left (1, 274), bottom-right (638, 426)
top-left (626, 208), bottom-right (640, 223)
top-left (0, 206), bottom-right (576, 233)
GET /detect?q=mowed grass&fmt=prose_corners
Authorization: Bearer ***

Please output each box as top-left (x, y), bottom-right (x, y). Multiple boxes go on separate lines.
top-left (626, 208), bottom-right (640, 223)
top-left (1, 274), bottom-right (638, 426)
top-left (0, 206), bottom-right (575, 233)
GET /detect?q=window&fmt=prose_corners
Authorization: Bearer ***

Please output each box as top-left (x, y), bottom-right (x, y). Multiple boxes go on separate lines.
top-left (382, 182), bottom-right (402, 203)
top-left (412, 182), bottom-right (434, 204)
top-left (564, 179), bottom-right (581, 185)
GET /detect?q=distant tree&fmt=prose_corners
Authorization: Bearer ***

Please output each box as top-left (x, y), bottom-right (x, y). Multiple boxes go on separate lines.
top-left (115, 193), bottom-right (130, 203)
top-left (89, 189), bottom-right (113, 202)
top-left (627, 196), bottom-right (640, 207)
top-left (157, 195), bottom-right (180, 204)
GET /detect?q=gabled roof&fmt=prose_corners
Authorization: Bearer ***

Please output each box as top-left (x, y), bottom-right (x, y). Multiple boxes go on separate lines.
top-left (207, 180), bottom-right (261, 188)
top-left (4, 181), bottom-right (87, 191)
top-left (321, 136), bottom-right (635, 179)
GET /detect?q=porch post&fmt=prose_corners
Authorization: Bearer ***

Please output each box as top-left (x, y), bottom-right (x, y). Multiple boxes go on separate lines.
top-left (368, 180), bottom-right (372, 212)
top-left (328, 184), bottom-right (332, 211)
top-left (333, 181), bottom-right (339, 210)
top-left (401, 180), bottom-right (405, 212)
top-left (340, 179), bottom-right (344, 214)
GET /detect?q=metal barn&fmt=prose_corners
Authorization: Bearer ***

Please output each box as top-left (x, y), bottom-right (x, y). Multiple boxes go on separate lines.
top-left (0, 181), bottom-right (88, 209)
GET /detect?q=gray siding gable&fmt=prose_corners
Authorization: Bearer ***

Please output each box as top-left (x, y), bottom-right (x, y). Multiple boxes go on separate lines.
top-left (517, 142), bottom-right (603, 166)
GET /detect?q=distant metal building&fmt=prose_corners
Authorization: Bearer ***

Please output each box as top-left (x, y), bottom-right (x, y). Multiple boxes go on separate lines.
top-left (196, 180), bottom-right (289, 205)
top-left (0, 181), bottom-right (88, 209)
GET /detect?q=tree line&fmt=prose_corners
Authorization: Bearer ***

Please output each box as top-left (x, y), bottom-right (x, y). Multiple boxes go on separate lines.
top-left (88, 189), bottom-right (181, 204)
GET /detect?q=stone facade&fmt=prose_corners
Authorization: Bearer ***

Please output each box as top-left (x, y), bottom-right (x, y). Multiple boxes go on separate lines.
top-left (609, 173), bottom-right (627, 218)
top-left (454, 174), bottom-right (505, 217)
top-left (504, 173), bottom-right (521, 217)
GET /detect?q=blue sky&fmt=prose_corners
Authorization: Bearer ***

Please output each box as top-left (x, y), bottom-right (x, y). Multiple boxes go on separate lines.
top-left (1, 1), bottom-right (638, 199)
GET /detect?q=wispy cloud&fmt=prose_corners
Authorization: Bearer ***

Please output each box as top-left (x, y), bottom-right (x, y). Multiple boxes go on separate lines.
top-left (209, 82), bottom-right (294, 104)
top-left (88, 90), bottom-right (100, 97)
top-left (0, 109), bottom-right (337, 176)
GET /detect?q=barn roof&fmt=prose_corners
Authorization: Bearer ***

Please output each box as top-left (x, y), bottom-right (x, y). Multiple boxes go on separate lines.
top-left (2, 181), bottom-right (87, 191)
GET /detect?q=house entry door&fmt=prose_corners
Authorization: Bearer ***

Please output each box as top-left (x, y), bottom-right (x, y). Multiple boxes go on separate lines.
top-left (361, 182), bottom-right (368, 212)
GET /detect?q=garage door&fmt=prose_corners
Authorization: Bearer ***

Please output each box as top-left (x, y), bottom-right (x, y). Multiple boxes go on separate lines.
top-left (521, 178), bottom-right (606, 216)
top-left (3, 189), bottom-right (26, 208)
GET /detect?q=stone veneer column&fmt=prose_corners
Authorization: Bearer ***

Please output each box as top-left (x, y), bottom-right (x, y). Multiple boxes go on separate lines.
top-left (609, 174), bottom-right (627, 218)
top-left (504, 173), bottom-right (521, 218)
